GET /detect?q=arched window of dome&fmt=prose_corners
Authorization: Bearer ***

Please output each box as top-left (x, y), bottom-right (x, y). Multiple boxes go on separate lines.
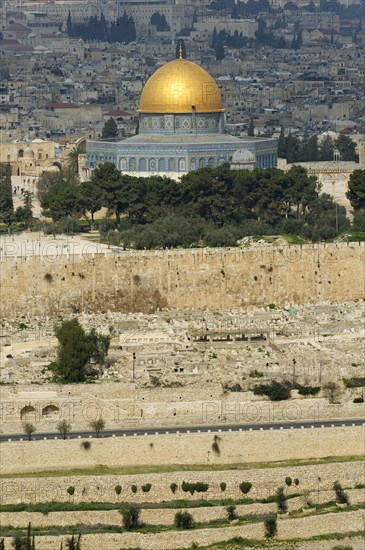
top-left (190, 158), bottom-right (196, 170)
top-left (149, 159), bottom-right (156, 171)
top-left (158, 158), bottom-right (165, 171)
top-left (178, 158), bottom-right (185, 171)
top-left (129, 158), bottom-right (136, 171)
top-left (208, 157), bottom-right (214, 168)
top-left (168, 158), bottom-right (175, 171)
top-left (199, 158), bottom-right (205, 169)
top-left (120, 157), bottom-right (127, 171)
top-left (139, 158), bottom-right (147, 171)
top-left (218, 157), bottom-right (225, 166)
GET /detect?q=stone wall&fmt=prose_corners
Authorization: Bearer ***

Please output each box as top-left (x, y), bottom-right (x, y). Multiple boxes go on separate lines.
top-left (0, 460), bottom-right (363, 505)
top-left (2, 386), bottom-right (364, 433)
top-left (1, 510), bottom-right (364, 549)
top-left (1, 489), bottom-right (363, 527)
top-left (0, 427), bottom-right (363, 475)
top-left (0, 242), bottom-right (364, 318)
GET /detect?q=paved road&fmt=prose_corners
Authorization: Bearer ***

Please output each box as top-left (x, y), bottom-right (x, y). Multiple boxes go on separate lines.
top-left (1, 418), bottom-right (364, 442)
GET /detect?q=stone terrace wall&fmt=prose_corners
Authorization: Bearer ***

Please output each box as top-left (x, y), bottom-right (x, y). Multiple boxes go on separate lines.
top-left (0, 242), bottom-right (364, 317)
top-left (0, 461), bottom-right (363, 505)
top-left (0, 427), bottom-right (363, 475)
top-left (1, 511), bottom-right (364, 550)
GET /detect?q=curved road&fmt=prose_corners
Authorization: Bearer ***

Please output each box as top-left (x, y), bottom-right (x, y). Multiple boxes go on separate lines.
top-left (1, 418), bottom-right (364, 442)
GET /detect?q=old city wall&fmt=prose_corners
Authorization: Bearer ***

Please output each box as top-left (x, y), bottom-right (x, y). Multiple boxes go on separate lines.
top-left (0, 242), bottom-right (364, 318)
top-left (0, 427), bottom-right (363, 475)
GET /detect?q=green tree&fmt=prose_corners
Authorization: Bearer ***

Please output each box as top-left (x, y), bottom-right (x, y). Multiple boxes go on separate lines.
top-left (80, 179), bottom-right (103, 225)
top-left (275, 487), bottom-right (287, 513)
top-left (278, 127), bottom-right (286, 158)
top-left (67, 144), bottom-right (85, 176)
top-left (214, 40), bottom-right (225, 60)
top-left (90, 163), bottom-right (126, 225)
top-left (14, 191), bottom-right (33, 225)
top-left (174, 511), bottom-right (193, 529)
top-left (53, 319), bottom-right (110, 383)
top-left (40, 180), bottom-right (84, 222)
top-left (264, 514), bottom-right (277, 538)
top-left (0, 162), bottom-right (14, 229)
top-left (12, 535), bottom-right (25, 550)
top-left (346, 169), bottom-right (365, 210)
top-left (285, 132), bottom-right (300, 163)
top-left (65, 534), bottom-right (81, 550)
top-left (319, 135), bottom-right (334, 161)
top-left (333, 481), bottom-right (349, 504)
top-left (101, 117), bottom-right (118, 139)
top-left (90, 417), bottom-right (105, 438)
top-left (247, 118), bottom-right (255, 137)
top-left (226, 505), bottom-right (238, 520)
top-left (122, 505), bottom-right (140, 530)
top-left (335, 135), bottom-right (358, 162)
top-left (23, 423), bottom-right (36, 441)
top-left (57, 419), bottom-right (72, 439)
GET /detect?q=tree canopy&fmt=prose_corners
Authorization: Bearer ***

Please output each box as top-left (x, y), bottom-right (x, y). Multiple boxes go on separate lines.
top-left (0, 163), bottom-right (14, 227)
top-left (53, 319), bottom-right (110, 382)
top-left (346, 169), bottom-right (365, 210)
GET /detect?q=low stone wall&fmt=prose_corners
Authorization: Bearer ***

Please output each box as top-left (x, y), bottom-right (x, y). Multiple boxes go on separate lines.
top-left (1, 510), bottom-right (364, 550)
top-left (1, 390), bottom-right (364, 434)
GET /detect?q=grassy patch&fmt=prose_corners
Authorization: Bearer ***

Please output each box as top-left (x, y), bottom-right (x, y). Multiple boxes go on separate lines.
top-left (1, 455), bottom-right (362, 479)
top-left (280, 234), bottom-right (307, 245)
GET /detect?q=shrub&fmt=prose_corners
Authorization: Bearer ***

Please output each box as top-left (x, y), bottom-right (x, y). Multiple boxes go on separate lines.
top-left (181, 481), bottom-right (209, 495)
top-left (264, 514), bottom-right (277, 538)
top-left (294, 478), bottom-right (299, 486)
top-left (170, 483), bottom-right (178, 494)
top-left (131, 485), bottom-right (138, 494)
top-left (226, 505), bottom-right (238, 520)
top-left (353, 396), bottom-right (364, 403)
top-left (81, 441), bottom-right (91, 450)
top-left (285, 477), bottom-right (292, 487)
top-left (239, 481), bottom-right (252, 494)
top-left (331, 546), bottom-right (354, 550)
top-left (115, 485), bottom-right (122, 495)
top-left (67, 486), bottom-right (75, 496)
top-left (343, 377), bottom-right (365, 388)
top-left (220, 482), bottom-right (226, 492)
top-left (296, 385), bottom-right (320, 396)
top-left (253, 381), bottom-right (291, 401)
top-left (174, 511), bottom-right (193, 529)
top-left (122, 505), bottom-right (140, 530)
top-left (333, 481), bottom-right (349, 505)
top-left (142, 483), bottom-right (152, 493)
top-left (275, 487), bottom-right (287, 513)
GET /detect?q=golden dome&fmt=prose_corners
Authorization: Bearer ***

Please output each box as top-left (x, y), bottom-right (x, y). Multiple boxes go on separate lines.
top-left (139, 57), bottom-right (223, 114)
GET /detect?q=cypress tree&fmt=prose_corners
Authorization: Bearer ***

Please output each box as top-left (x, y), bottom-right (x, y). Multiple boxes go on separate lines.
top-left (0, 162), bottom-right (13, 229)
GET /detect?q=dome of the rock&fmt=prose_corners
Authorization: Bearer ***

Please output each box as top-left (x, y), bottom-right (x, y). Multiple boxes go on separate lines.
top-left (139, 57), bottom-right (223, 114)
